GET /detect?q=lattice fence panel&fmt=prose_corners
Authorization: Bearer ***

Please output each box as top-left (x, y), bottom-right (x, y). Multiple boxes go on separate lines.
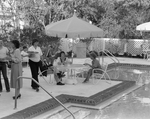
top-left (127, 40), bottom-right (150, 55)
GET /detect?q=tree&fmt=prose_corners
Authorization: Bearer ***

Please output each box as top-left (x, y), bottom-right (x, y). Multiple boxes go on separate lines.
top-left (0, 0), bottom-right (16, 40)
top-left (117, 0), bottom-right (150, 39)
top-left (96, 0), bottom-right (121, 38)
top-left (43, 0), bottom-right (98, 25)
top-left (99, 17), bottom-right (121, 38)
top-left (17, 0), bottom-right (47, 28)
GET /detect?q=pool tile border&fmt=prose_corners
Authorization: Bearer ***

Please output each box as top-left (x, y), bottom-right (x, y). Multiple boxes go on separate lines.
top-left (65, 81), bottom-right (135, 106)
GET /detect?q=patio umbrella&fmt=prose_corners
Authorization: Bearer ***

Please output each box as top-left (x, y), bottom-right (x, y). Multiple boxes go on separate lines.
top-left (45, 12), bottom-right (103, 38)
top-left (136, 22), bottom-right (150, 31)
top-left (45, 11), bottom-right (104, 62)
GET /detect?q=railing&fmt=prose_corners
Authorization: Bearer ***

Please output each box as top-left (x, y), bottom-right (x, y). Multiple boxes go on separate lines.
top-left (102, 50), bottom-right (120, 79)
top-left (102, 51), bottom-right (117, 65)
top-left (103, 49), bottom-right (120, 63)
top-left (14, 76), bottom-right (76, 119)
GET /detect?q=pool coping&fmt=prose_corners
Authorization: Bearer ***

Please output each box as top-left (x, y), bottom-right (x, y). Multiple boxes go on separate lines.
top-left (2, 62), bottom-right (146, 119)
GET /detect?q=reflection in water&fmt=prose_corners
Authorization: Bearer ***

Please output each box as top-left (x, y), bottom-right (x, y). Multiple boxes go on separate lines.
top-left (97, 84), bottom-right (150, 119)
top-left (109, 67), bottom-right (150, 86)
top-left (47, 114), bottom-right (62, 119)
top-left (74, 110), bottom-right (89, 119)
top-left (136, 97), bottom-right (150, 105)
top-left (94, 109), bottom-right (109, 119)
top-left (94, 67), bottom-right (150, 119)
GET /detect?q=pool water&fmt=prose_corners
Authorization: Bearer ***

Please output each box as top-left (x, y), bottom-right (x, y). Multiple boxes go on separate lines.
top-left (92, 66), bottom-right (150, 119)
top-left (97, 84), bottom-right (150, 119)
top-left (44, 85), bottom-right (150, 119)
top-left (108, 66), bottom-right (150, 83)
top-left (42, 66), bottom-right (150, 119)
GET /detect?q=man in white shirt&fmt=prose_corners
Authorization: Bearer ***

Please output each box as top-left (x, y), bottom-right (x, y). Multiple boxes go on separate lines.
top-left (0, 40), bottom-right (10, 92)
top-left (28, 39), bottom-right (43, 92)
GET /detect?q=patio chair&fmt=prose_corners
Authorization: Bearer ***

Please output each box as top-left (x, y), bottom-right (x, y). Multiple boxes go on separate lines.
top-left (39, 66), bottom-right (55, 84)
top-left (91, 62), bottom-right (112, 84)
top-left (142, 43), bottom-right (150, 59)
top-left (147, 51), bottom-right (150, 60)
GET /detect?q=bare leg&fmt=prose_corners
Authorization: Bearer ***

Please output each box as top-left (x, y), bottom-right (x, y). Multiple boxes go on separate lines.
top-left (53, 66), bottom-right (65, 85)
top-left (83, 69), bottom-right (92, 83)
top-left (54, 72), bottom-right (61, 83)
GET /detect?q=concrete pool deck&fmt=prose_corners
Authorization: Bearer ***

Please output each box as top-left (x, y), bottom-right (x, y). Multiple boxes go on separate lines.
top-left (0, 57), bottom-right (150, 118)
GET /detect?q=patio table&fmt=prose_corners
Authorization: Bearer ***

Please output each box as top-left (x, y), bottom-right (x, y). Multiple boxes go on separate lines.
top-left (54, 64), bottom-right (90, 84)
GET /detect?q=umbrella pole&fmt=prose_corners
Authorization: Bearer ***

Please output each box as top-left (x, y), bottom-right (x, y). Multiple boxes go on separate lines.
top-left (71, 41), bottom-right (74, 64)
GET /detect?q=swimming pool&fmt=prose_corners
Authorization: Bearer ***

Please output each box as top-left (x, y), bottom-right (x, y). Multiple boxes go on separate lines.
top-left (35, 65), bottom-right (150, 119)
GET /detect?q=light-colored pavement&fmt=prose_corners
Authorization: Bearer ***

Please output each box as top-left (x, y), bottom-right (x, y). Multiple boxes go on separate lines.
top-left (0, 57), bottom-right (149, 118)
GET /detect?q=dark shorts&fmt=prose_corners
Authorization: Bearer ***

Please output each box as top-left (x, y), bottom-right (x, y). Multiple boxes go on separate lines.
top-left (93, 69), bottom-right (103, 74)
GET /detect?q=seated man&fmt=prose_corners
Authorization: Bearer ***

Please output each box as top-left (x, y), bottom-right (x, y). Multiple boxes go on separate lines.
top-left (53, 51), bottom-right (71, 85)
top-left (83, 52), bottom-right (102, 83)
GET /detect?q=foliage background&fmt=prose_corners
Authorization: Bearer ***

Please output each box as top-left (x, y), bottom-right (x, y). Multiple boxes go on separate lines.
top-left (1, 0), bottom-right (150, 48)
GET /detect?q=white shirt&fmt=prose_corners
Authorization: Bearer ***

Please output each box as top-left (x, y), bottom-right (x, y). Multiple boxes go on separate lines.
top-left (53, 57), bottom-right (70, 66)
top-left (21, 50), bottom-right (29, 62)
top-left (0, 46), bottom-right (9, 59)
top-left (28, 46), bottom-right (43, 62)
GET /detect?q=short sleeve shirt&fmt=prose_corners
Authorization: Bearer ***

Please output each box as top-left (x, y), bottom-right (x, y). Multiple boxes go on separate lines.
top-left (28, 46), bottom-right (43, 62)
top-left (0, 46), bottom-right (9, 59)
top-left (53, 57), bottom-right (69, 66)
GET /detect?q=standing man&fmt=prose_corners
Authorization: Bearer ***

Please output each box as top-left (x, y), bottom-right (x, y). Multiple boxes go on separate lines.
top-left (28, 39), bottom-right (43, 92)
top-left (0, 40), bottom-right (10, 92)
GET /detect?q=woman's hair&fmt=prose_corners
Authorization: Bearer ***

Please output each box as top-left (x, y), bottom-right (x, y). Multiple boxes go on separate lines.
top-left (11, 40), bottom-right (20, 48)
top-left (90, 52), bottom-right (97, 59)
top-left (59, 51), bottom-right (65, 57)
top-left (32, 39), bottom-right (39, 45)
top-left (23, 46), bottom-right (27, 49)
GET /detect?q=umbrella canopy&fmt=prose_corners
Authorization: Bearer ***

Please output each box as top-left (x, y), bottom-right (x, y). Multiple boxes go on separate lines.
top-left (136, 22), bottom-right (150, 31)
top-left (45, 13), bottom-right (103, 38)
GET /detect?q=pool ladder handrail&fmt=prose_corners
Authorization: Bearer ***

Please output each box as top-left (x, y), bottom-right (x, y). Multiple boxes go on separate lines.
top-left (102, 50), bottom-right (120, 64)
top-left (14, 76), bottom-right (76, 119)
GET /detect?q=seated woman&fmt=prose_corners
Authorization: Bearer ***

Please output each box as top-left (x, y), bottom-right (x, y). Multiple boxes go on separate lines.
top-left (53, 51), bottom-right (71, 85)
top-left (83, 52), bottom-right (101, 83)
